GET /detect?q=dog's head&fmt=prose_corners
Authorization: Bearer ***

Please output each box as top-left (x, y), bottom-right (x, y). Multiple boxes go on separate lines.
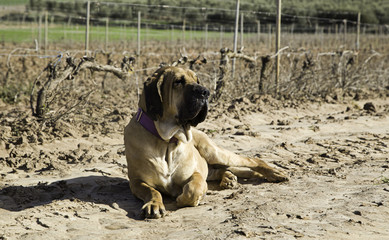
top-left (140, 66), bottom-right (209, 142)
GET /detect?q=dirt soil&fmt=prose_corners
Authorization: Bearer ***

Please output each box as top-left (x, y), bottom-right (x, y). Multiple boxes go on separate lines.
top-left (1, 92), bottom-right (389, 239)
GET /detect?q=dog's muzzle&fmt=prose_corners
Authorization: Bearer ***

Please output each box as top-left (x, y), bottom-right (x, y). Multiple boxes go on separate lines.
top-left (179, 84), bottom-right (210, 126)
top-left (192, 84), bottom-right (210, 100)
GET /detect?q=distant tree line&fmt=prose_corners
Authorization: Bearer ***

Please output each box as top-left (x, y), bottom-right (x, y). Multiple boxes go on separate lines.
top-left (27, 0), bottom-right (389, 28)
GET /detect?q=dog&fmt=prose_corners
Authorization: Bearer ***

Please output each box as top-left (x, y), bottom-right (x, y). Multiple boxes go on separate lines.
top-left (124, 66), bottom-right (288, 219)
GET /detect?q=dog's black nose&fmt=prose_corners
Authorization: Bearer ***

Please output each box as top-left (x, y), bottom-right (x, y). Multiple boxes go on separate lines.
top-left (193, 85), bottom-right (210, 99)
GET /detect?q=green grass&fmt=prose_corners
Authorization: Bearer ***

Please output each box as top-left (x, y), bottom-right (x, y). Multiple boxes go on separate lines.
top-left (0, 0), bottom-right (29, 6)
top-left (0, 24), bottom-right (235, 44)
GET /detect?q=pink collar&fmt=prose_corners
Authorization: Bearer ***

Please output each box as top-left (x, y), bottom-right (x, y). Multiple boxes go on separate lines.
top-left (135, 108), bottom-right (178, 144)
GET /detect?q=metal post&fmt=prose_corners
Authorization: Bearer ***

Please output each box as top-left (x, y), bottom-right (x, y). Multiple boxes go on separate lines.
top-left (190, 26), bottom-right (193, 46)
top-left (220, 25), bottom-right (223, 49)
top-left (205, 24), bottom-right (208, 49)
top-left (38, 13), bottom-right (42, 52)
top-left (44, 11), bottom-right (48, 55)
top-left (145, 23), bottom-right (148, 44)
top-left (268, 24), bottom-right (271, 50)
top-left (85, 1), bottom-right (90, 56)
top-left (343, 19), bottom-right (347, 46)
top-left (105, 17), bottom-right (109, 51)
top-left (170, 25), bottom-right (174, 48)
top-left (257, 20), bottom-right (260, 43)
top-left (182, 18), bottom-right (186, 45)
top-left (375, 25), bottom-right (379, 48)
top-left (63, 23), bottom-right (66, 43)
top-left (232, 0), bottom-right (240, 78)
top-left (240, 13), bottom-right (243, 48)
top-left (275, 0), bottom-right (281, 96)
top-left (137, 11), bottom-right (141, 55)
top-left (356, 12), bottom-right (361, 50)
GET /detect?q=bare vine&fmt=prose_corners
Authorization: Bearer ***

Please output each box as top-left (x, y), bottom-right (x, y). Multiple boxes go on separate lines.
top-left (170, 50), bottom-right (207, 70)
top-left (212, 48), bottom-right (257, 102)
top-left (30, 54), bottom-right (135, 123)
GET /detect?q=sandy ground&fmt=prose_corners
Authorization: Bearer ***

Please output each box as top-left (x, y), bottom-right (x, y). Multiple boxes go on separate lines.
top-left (1, 96), bottom-right (389, 239)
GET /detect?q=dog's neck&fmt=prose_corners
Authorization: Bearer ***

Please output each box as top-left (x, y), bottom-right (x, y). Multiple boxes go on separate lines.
top-left (136, 108), bottom-right (178, 144)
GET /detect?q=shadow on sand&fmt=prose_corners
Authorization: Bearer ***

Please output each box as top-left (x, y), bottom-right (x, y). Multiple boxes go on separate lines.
top-left (0, 175), bottom-right (149, 220)
top-left (0, 175), bottom-right (267, 220)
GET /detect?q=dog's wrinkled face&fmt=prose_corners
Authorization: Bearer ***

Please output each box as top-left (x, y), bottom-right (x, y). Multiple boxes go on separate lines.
top-left (143, 66), bottom-right (209, 127)
top-left (174, 71), bottom-right (209, 127)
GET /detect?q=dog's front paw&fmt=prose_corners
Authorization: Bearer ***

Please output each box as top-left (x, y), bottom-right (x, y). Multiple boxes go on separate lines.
top-left (141, 200), bottom-right (166, 219)
top-left (220, 171), bottom-right (238, 189)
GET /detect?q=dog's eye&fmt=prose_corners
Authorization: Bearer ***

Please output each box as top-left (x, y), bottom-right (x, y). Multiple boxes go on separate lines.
top-left (174, 77), bottom-right (185, 86)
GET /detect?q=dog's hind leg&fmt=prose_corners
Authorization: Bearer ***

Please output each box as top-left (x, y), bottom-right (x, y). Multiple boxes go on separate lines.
top-left (208, 166), bottom-right (272, 189)
top-left (192, 128), bottom-right (288, 183)
top-left (207, 167), bottom-right (238, 189)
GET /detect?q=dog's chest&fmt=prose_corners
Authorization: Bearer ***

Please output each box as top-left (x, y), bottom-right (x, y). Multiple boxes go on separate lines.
top-left (152, 144), bottom-right (195, 194)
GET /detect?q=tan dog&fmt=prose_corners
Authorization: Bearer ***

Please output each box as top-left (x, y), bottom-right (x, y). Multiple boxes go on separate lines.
top-left (124, 66), bottom-right (288, 218)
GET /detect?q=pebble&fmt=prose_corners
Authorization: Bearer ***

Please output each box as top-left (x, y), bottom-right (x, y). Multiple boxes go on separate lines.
top-left (363, 102), bottom-right (376, 112)
top-left (112, 202), bottom-right (120, 210)
top-left (353, 210), bottom-right (362, 216)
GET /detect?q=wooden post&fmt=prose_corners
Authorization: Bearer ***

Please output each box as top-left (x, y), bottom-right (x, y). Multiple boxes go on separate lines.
top-left (232, 0), bottom-right (240, 78)
top-left (85, 0), bottom-right (90, 56)
top-left (356, 12), bottom-right (361, 50)
top-left (275, 0), bottom-right (281, 96)
top-left (105, 18), bottom-right (109, 51)
top-left (44, 11), bottom-right (48, 55)
top-left (137, 11), bottom-right (141, 55)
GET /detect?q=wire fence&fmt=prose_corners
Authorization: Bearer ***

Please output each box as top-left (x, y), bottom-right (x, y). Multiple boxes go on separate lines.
top-left (1, 1), bottom-right (389, 105)
top-left (1, 0), bottom-right (388, 54)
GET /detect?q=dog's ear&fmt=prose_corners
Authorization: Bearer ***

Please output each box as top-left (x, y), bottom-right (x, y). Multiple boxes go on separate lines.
top-left (144, 72), bottom-right (165, 121)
